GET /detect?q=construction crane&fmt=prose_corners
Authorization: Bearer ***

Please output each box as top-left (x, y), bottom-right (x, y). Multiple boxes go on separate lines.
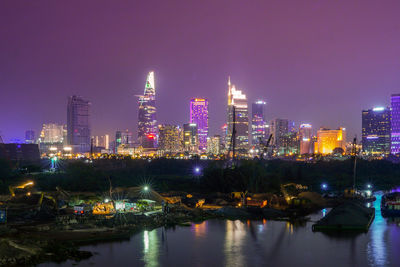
top-left (351, 136), bottom-right (358, 190)
top-left (258, 134), bottom-right (273, 160)
top-left (226, 106), bottom-right (237, 167)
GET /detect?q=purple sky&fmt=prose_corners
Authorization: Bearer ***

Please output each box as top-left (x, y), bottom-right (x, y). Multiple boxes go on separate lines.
top-left (1, 0), bottom-right (400, 142)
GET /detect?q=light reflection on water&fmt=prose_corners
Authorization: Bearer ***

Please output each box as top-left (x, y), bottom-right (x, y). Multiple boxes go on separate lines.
top-left (367, 193), bottom-right (388, 267)
top-left (40, 195), bottom-right (400, 267)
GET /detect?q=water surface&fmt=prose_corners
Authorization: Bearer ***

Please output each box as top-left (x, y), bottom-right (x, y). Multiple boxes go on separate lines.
top-left (40, 193), bottom-right (400, 267)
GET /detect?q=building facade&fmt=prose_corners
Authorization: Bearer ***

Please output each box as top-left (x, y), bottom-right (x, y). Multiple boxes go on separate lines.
top-left (138, 71), bottom-right (157, 148)
top-left (158, 124), bottom-right (182, 154)
top-left (315, 127), bottom-right (346, 155)
top-left (362, 107), bottom-right (391, 156)
top-left (299, 124), bottom-right (313, 155)
top-left (190, 98), bottom-right (208, 151)
top-left (251, 100), bottom-right (267, 147)
top-left (270, 118), bottom-right (289, 154)
top-left (93, 134), bottom-right (110, 150)
top-left (226, 77), bottom-right (249, 154)
top-left (25, 130), bottom-right (35, 144)
top-left (391, 94), bottom-right (400, 154)
top-left (67, 95), bottom-right (91, 153)
top-left (38, 123), bottom-right (67, 154)
top-left (183, 123), bottom-right (198, 153)
top-left (207, 135), bottom-right (221, 155)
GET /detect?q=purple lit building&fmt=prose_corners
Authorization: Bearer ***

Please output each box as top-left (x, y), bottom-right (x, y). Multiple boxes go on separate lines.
top-left (251, 100), bottom-right (266, 146)
top-left (190, 98), bottom-right (208, 151)
top-left (362, 107), bottom-right (391, 156)
top-left (391, 94), bottom-right (400, 154)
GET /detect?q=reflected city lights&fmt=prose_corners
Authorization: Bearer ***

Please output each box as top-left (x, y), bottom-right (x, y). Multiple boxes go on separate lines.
top-left (143, 230), bottom-right (159, 267)
top-left (191, 221), bottom-right (208, 238)
top-left (224, 220), bottom-right (245, 267)
top-left (367, 193), bottom-right (388, 267)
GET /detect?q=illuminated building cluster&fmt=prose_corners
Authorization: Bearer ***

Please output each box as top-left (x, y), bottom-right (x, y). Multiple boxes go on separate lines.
top-left (14, 70), bottom-right (400, 160)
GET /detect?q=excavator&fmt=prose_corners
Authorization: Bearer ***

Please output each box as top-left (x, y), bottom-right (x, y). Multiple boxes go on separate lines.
top-left (7, 181), bottom-right (58, 220)
top-left (280, 183), bottom-right (310, 207)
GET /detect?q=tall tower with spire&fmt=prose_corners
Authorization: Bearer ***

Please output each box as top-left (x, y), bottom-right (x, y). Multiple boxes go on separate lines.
top-left (138, 71), bottom-right (157, 148)
top-left (226, 77), bottom-right (249, 154)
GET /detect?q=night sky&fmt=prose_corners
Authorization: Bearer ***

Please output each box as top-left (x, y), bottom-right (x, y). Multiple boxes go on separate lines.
top-left (1, 0), bottom-right (400, 142)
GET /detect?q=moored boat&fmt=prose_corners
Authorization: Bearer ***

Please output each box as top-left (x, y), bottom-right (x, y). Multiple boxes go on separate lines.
top-left (312, 200), bottom-right (375, 232)
top-left (381, 192), bottom-right (400, 217)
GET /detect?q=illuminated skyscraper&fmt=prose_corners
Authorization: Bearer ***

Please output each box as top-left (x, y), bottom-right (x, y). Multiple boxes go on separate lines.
top-left (362, 107), bottom-right (391, 156)
top-left (138, 71), bottom-right (157, 148)
top-left (226, 77), bottom-right (249, 153)
top-left (67, 96), bottom-right (91, 153)
top-left (251, 101), bottom-right (266, 146)
top-left (183, 123), bottom-right (198, 153)
top-left (115, 131), bottom-right (122, 148)
top-left (299, 124), bottom-right (312, 155)
top-left (315, 127), bottom-right (346, 155)
top-left (270, 118), bottom-right (288, 154)
top-left (190, 98), bottom-right (208, 151)
top-left (391, 94), bottom-right (400, 154)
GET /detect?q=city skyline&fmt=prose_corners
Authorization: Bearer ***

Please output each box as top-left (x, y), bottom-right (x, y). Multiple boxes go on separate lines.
top-left (1, 1), bottom-right (400, 142)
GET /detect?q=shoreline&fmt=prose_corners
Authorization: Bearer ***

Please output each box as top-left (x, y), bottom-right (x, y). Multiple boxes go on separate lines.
top-left (0, 206), bottom-right (315, 266)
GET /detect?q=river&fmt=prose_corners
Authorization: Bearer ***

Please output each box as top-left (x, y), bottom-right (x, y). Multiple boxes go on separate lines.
top-left (40, 193), bottom-right (400, 267)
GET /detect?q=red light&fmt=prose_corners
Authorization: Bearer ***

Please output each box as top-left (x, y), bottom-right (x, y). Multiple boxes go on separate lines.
top-left (74, 210), bottom-right (77, 213)
top-left (80, 211), bottom-right (83, 214)
top-left (147, 134), bottom-right (155, 139)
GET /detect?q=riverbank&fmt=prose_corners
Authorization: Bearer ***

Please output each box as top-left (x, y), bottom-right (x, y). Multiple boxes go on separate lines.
top-left (0, 205), bottom-right (316, 266)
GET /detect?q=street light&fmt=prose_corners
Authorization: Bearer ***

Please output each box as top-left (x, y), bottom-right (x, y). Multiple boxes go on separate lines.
top-left (144, 186), bottom-right (149, 192)
top-left (321, 183), bottom-right (328, 190)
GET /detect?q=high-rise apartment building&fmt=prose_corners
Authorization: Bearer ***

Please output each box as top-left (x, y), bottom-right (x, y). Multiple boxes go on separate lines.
top-left (315, 127), bottom-right (346, 155)
top-left (226, 77), bottom-right (249, 154)
top-left (299, 124), bottom-right (313, 155)
top-left (270, 118), bottom-right (289, 154)
top-left (391, 94), bottom-right (400, 154)
top-left (190, 98), bottom-right (208, 151)
top-left (158, 124), bottom-right (182, 154)
top-left (251, 100), bottom-right (267, 146)
top-left (25, 130), bottom-right (35, 144)
top-left (138, 71), bottom-right (157, 148)
top-left (67, 95), bottom-right (91, 153)
top-left (362, 107), bottom-right (391, 156)
top-left (183, 123), bottom-right (198, 153)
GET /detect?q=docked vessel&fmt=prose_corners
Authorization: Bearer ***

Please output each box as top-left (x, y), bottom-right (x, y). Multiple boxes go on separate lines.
top-left (312, 200), bottom-right (375, 232)
top-left (381, 192), bottom-right (400, 217)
